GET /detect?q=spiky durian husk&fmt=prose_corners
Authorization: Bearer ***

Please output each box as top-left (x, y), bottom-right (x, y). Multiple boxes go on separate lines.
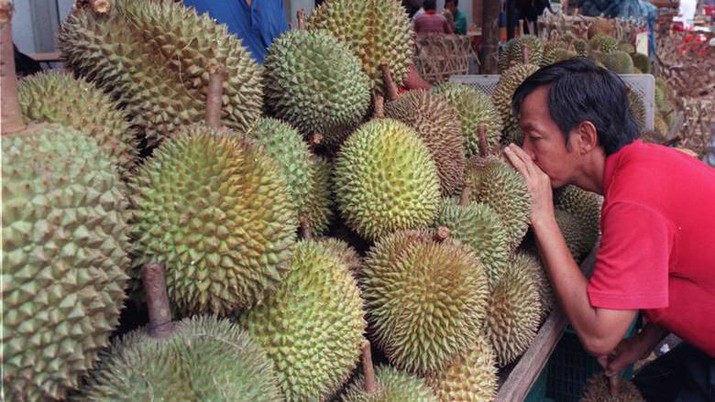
top-left (236, 241), bottom-right (366, 402)
top-left (263, 29), bottom-right (370, 135)
top-left (483, 262), bottom-right (542, 367)
top-left (343, 366), bottom-right (438, 402)
top-left (305, 155), bottom-right (334, 234)
top-left (306, 0), bottom-right (413, 95)
top-left (555, 208), bottom-right (592, 263)
top-left (631, 52), bottom-right (651, 74)
top-left (553, 185), bottom-right (602, 257)
top-left (247, 118), bottom-right (322, 232)
top-left (362, 230), bottom-right (489, 374)
top-left (432, 82), bottom-right (503, 158)
top-left (589, 34), bottom-right (619, 54)
top-left (465, 156), bottom-right (531, 251)
top-left (574, 39), bottom-right (590, 57)
top-left (59, 0), bottom-right (263, 148)
top-left (434, 198), bottom-right (509, 287)
top-left (2, 125), bottom-right (130, 401)
top-left (333, 119), bottom-right (441, 240)
top-left (601, 51), bottom-right (635, 74)
top-left (317, 237), bottom-right (362, 274)
top-left (18, 71), bottom-right (138, 178)
top-left (627, 89), bottom-right (646, 131)
top-left (130, 125), bottom-right (297, 316)
top-left (580, 374), bottom-right (645, 402)
top-left (74, 316), bottom-right (282, 401)
top-left (492, 63), bottom-right (540, 145)
top-left (385, 89), bottom-right (465, 195)
top-left (499, 35), bottom-right (545, 71)
top-left (513, 249), bottom-right (554, 317)
top-left (425, 335), bottom-right (498, 402)
top-left (542, 41), bottom-right (577, 66)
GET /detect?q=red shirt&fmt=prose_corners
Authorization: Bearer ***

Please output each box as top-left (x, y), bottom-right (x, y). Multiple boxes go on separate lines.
top-left (588, 140), bottom-right (715, 357)
top-left (413, 10), bottom-right (451, 34)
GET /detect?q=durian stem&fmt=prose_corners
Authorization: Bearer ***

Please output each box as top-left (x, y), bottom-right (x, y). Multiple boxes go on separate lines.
top-left (380, 63), bottom-right (400, 102)
top-left (296, 9), bottom-right (305, 30)
top-left (609, 376), bottom-right (621, 397)
top-left (309, 132), bottom-right (323, 149)
top-left (477, 123), bottom-right (490, 158)
top-left (522, 46), bottom-right (530, 64)
top-left (89, 0), bottom-right (111, 14)
top-left (459, 180), bottom-right (472, 206)
top-left (372, 93), bottom-right (385, 119)
top-left (300, 216), bottom-right (313, 240)
top-left (361, 340), bottom-right (378, 394)
top-left (434, 226), bottom-right (451, 242)
top-left (0, 3), bottom-right (26, 136)
top-left (142, 263), bottom-right (175, 338)
top-left (205, 63), bottom-right (226, 129)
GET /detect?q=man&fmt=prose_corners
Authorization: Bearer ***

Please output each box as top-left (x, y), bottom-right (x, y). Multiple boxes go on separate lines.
top-left (503, 58), bottom-right (715, 401)
top-left (444, 0), bottom-right (467, 35)
top-left (413, 0), bottom-right (453, 34)
top-left (182, 0), bottom-right (289, 64)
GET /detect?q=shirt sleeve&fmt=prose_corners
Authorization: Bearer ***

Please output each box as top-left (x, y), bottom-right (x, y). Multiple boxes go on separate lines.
top-left (587, 201), bottom-right (672, 310)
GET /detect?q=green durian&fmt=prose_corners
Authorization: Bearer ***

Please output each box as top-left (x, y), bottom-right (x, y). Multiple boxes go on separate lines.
top-left (2, 125), bottom-right (129, 401)
top-left (425, 335), bottom-right (498, 402)
top-left (465, 156), bottom-right (532, 250)
top-left (307, 0), bottom-right (413, 95)
top-left (59, 0), bottom-right (263, 148)
top-left (342, 365), bottom-right (438, 402)
top-left (18, 71), bottom-right (138, 178)
top-left (553, 185), bottom-right (602, 259)
top-left (130, 125), bottom-right (297, 316)
top-left (75, 316), bottom-right (282, 402)
top-left (236, 240), bottom-right (366, 401)
top-left (362, 230), bottom-right (489, 374)
top-left (483, 261), bottom-right (543, 367)
top-left (432, 82), bottom-right (503, 158)
top-left (385, 89), bottom-right (465, 195)
top-left (601, 51), bottom-right (635, 74)
top-left (580, 374), bottom-right (645, 402)
top-left (434, 197), bottom-right (509, 287)
top-left (492, 63), bottom-right (541, 145)
top-left (263, 29), bottom-right (370, 136)
top-left (499, 35), bottom-right (545, 71)
top-left (589, 34), bottom-right (619, 54)
top-left (333, 119), bottom-right (441, 240)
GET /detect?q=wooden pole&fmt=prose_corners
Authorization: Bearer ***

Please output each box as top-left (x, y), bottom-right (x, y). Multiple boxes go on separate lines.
top-left (0, 0), bottom-right (27, 136)
top-left (480, 0), bottom-right (500, 73)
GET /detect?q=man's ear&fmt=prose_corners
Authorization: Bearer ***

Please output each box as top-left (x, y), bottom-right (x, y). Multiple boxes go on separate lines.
top-left (574, 121), bottom-right (598, 154)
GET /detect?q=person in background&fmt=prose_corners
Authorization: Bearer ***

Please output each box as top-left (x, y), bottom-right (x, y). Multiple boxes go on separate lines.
top-left (444, 0), bottom-right (468, 34)
top-left (504, 58), bottom-right (715, 402)
top-left (402, 0), bottom-right (424, 19)
top-left (182, 0), bottom-right (288, 64)
top-left (413, 0), bottom-right (453, 34)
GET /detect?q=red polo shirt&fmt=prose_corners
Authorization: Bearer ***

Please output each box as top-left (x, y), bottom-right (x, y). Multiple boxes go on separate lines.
top-left (587, 140), bottom-right (715, 357)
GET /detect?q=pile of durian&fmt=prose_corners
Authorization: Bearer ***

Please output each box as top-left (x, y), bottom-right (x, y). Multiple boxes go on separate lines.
top-left (497, 19), bottom-right (677, 143)
top-left (2, 0), bottom-right (602, 401)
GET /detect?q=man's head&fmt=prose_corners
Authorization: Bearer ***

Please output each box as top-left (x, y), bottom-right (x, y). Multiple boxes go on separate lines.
top-left (445, 0), bottom-right (459, 13)
top-left (402, 0), bottom-right (423, 18)
top-left (513, 57), bottom-right (639, 157)
top-left (423, 0), bottom-right (437, 11)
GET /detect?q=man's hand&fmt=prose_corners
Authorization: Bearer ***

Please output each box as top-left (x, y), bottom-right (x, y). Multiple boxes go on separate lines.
top-left (502, 143), bottom-right (554, 227)
top-left (597, 323), bottom-right (667, 377)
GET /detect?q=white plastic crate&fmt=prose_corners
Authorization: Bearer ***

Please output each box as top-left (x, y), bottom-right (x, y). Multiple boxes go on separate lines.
top-left (449, 73), bottom-right (656, 130)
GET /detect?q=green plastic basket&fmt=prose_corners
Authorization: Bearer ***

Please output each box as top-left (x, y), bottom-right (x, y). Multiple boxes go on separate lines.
top-left (525, 366), bottom-right (552, 402)
top-left (545, 319), bottom-right (639, 402)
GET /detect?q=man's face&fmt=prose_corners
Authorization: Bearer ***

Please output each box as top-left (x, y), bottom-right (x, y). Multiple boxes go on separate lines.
top-left (445, 1), bottom-right (456, 12)
top-left (518, 86), bottom-right (581, 189)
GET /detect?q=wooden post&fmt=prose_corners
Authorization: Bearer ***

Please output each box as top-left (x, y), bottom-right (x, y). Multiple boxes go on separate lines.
top-left (480, 0), bottom-right (500, 73)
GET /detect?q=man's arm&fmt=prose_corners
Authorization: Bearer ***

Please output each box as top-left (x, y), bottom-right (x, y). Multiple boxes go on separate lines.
top-left (503, 144), bottom-right (638, 356)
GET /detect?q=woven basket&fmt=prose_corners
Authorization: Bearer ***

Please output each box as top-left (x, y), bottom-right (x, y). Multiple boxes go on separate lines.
top-left (413, 33), bottom-right (478, 85)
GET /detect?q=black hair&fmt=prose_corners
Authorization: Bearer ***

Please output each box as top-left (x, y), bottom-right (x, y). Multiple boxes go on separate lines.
top-left (423, 0), bottom-right (437, 11)
top-left (446, 0), bottom-right (459, 6)
top-left (512, 57), bottom-right (639, 156)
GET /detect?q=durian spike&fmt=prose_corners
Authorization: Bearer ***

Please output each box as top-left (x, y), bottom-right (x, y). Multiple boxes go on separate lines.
top-left (300, 215), bottom-right (313, 240)
top-left (361, 340), bottom-right (378, 394)
top-left (205, 63), bottom-right (226, 129)
top-left (434, 226), bottom-right (451, 242)
top-left (296, 9), bottom-right (305, 30)
top-left (459, 178), bottom-right (472, 206)
top-left (0, 0), bottom-right (26, 136)
top-left (141, 263), bottom-right (175, 338)
top-left (372, 92), bottom-right (385, 119)
top-left (477, 123), bottom-right (490, 158)
top-left (380, 63), bottom-right (400, 102)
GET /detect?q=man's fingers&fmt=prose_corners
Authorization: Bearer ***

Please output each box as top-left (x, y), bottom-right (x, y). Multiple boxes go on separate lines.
top-left (503, 144), bottom-right (531, 176)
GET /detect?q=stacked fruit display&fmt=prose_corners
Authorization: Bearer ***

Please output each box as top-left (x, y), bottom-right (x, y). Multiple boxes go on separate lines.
top-left (2, 1), bottom-right (604, 401)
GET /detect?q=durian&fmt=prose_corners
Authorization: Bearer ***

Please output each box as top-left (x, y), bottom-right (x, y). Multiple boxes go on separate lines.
top-left (580, 374), bottom-right (645, 402)
top-left (343, 365), bottom-right (438, 402)
top-left (333, 119), bottom-right (441, 240)
top-left (263, 29), bottom-right (370, 136)
top-left (492, 63), bottom-right (541, 145)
